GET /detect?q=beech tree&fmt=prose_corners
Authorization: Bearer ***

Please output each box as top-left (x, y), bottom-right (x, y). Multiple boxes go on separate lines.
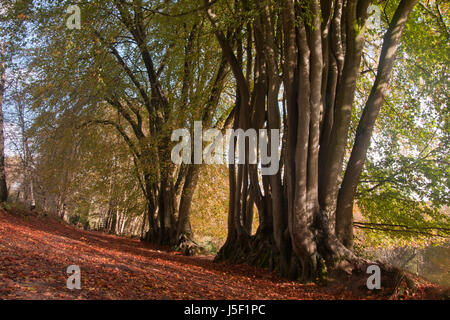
top-left (0, 0), bottom-right (30, 203)
top-left (205, 0), bottom-right (419, 280)
top-left (28, 0), bottom-right (232, 245)
top-left (0, 42), bottom-right (8, 202)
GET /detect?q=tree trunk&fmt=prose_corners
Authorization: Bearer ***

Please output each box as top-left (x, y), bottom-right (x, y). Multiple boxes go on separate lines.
top-left (177, 164), bottom-right (200, 240)
top-left (0, 43), bottom-right (8, 202)
top-left (335, 0), bottom-right (418, 249)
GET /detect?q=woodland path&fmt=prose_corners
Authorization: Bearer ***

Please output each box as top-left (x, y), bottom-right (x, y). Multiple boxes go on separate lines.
top-left (0, 209), bottom-right (439, 300)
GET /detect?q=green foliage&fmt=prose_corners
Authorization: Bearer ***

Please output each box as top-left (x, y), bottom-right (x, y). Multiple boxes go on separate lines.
top-left (68, 214), bottom-right (78, 225)
top-left (353, 0), bottom-right (449, 242)
top-left (202, 239), bottom-right (220, 255)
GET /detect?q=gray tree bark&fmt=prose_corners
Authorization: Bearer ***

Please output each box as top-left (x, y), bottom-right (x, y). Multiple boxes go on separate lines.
top-left (0, 43), bottom-right (8, 202)
top-left (207, 0), bottom-right (418, 281)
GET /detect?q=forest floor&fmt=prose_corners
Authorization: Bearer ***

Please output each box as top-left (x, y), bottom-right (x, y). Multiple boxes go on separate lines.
top-left (0, 207), bottom-right (445, 300)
